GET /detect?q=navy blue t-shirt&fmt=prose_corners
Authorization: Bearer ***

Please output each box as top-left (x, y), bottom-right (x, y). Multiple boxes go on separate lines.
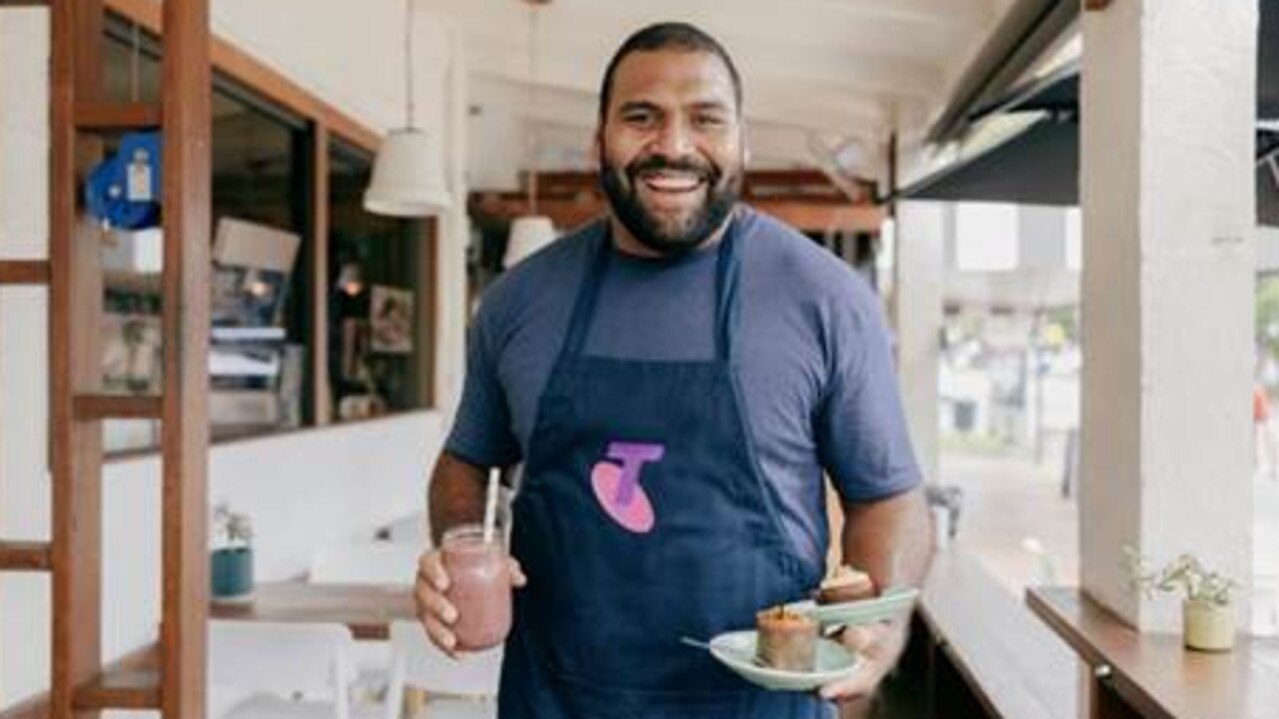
top-left (445, 206), bottom-right (920, 568)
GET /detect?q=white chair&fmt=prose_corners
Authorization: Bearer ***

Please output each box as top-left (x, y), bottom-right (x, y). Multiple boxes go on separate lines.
top-left (309, 543), bottom-right (422, 586)
top-left (209, 620), bottom-right (358, 719)
top-left (384, 620), bottom-right (501, 719)
top-left (309, 543), bottom-right (424, 707)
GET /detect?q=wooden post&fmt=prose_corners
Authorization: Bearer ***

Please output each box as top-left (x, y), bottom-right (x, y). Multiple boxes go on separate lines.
top-left (159, 0), bottom-right (212, 715)
top-left (313, 124), bottom-right (332, 425)
top-left (49, 0), bottom-right (105, 715)
top-left (418, 218), bottom-right (438, 409)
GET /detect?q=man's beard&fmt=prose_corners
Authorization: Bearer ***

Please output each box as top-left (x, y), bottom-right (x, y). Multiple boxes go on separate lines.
top-left (599, 150), bottom-right (742, 256)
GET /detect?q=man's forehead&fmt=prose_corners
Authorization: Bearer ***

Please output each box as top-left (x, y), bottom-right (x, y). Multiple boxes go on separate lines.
top-left (608, 49), bottom-right (737, 110)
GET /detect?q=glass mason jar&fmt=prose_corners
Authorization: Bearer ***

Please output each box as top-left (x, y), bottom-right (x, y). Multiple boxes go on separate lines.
top-left (441, 523), bottom-right (512, 651)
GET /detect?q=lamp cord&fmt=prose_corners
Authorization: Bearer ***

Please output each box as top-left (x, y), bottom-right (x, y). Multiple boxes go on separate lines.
top-left (405, 0), bottom-right (416, 128)
top-left (527, 2), bottom-right (539, 214)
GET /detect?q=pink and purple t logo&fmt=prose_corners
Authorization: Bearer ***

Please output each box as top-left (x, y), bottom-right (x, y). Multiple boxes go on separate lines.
top-left (590, 441), bottom-right (665, 534)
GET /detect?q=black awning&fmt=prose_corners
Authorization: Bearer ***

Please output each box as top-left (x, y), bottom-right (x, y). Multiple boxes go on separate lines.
top-left (1262, 0), bottom-right (1279, 119)
top-left (904, 0), bottom-right (1278, 220)
top-left (967, 63), bottom-right (1079, 121)
top-left (1262, 134), bottom-right (1279, 225)
top-left (900, 118), bottom-right (1079, 206)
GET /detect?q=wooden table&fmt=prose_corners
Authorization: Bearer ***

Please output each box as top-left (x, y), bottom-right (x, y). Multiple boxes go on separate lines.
top-left (1027, 586), bottom-right (1279, 719)
top-left (210, 581), bottom-right (417, 640)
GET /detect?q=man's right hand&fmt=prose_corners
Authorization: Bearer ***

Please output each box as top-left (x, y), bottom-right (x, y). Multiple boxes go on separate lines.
top-left (415, 548), bottom-right (527, 656)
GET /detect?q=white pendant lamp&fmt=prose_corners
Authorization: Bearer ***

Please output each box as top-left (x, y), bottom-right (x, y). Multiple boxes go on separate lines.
top-left (504, 0), bottom-right (556, 269)
top-left (364, 0), bottom-right (451, 217)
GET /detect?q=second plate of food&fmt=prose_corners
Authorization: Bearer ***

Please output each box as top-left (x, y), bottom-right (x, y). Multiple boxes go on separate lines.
top-left (708, 630), bottom-right (860, 692)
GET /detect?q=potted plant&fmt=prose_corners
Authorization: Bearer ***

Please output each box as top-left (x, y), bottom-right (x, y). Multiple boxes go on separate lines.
top-left (1124, 547), bottom-right (1237, 652)
top-left (211, 502), bottom-right (255, 603)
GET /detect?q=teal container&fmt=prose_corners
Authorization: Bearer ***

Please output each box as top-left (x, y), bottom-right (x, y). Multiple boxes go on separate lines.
top-left (211, 547), bottom-right (254, 598)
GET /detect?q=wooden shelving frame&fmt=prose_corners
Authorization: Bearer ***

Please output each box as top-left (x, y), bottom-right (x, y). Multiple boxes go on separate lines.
top-left (0, 0), bottom-right (217, 716)
top-left (1, 0), bottom-right (436, 714)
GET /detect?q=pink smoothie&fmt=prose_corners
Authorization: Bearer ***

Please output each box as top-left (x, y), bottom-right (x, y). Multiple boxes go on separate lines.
top-left (441, 525), bottom-right (512, 651)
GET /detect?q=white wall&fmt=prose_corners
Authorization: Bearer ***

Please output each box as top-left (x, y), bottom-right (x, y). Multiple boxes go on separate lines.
top-left (0, 8), bottom-right (53, 705)
top-left (0, 1), bottom-right (467, 706)
top-left (101, 413), bottom-right (445, 660)
top-left (211, 0), bottom-right (449, 138)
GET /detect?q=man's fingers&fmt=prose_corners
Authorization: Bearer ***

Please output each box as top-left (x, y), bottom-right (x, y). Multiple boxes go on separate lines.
top-left (838, 624), bottom-right (879, 651)
top-left (417, 551), bottom-right (450, 592)
top-left (819, 662), bottom-right (879, 701)
top-left (419, 612), bottom-right (459, 657)
top-left (820, 622), bottom-right (902, 702)
top-left (508, 557), bottom-right (528, 587)
top-left (414, 580), bottom-right (459, 624)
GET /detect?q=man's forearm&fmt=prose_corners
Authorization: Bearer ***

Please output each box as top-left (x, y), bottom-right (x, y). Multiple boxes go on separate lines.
top-left (428, 451), bottom-right (492, 546)
top-left (840, 486), bottom-right (933, 592)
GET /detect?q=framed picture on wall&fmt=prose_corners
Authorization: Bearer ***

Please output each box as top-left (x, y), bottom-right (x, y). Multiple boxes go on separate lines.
top-left (370, 285), bottom-right (414, 354)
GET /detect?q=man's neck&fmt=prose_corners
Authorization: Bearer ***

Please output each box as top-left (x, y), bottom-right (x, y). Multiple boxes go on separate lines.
top-left (609, 208), bottom-right (736, 259)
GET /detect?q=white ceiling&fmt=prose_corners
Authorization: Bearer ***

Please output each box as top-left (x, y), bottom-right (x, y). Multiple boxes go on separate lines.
top-left (430, 0), bottom-right (1017, 183)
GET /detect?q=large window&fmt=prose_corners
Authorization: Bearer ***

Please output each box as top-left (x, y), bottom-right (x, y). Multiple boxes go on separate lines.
top-left (327, 140), bottom-right (433, 421)
top-left (96, 13), bottom-right (432, 455)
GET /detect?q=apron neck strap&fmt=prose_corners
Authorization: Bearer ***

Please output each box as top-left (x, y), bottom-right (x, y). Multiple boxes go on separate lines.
top-left (562, 212), bottom-right (742, 362)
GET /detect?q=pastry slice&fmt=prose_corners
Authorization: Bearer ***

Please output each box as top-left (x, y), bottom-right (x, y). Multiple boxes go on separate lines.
top-left (816, 565), bottom-right (876, 605)
top-left (755, 605), bottom-right (818, 671)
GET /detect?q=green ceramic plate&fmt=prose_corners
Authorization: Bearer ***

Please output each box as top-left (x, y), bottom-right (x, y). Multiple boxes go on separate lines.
top-left (708, 630), bottom-right (860, 692)
top-left (785, 586), bottom-right (920, 628)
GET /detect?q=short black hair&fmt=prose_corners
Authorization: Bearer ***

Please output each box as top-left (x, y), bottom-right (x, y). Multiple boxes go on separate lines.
top-left (597, 22), bottom-right (743, 124)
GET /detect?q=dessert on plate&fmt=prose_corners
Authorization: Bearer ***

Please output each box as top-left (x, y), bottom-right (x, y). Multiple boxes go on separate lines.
top-left (816, 565), bottom-right (876, 605)
top-left (755, 605), bottom-right (818, 671)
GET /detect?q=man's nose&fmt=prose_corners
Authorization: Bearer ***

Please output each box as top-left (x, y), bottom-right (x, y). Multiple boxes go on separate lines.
top-left (652, 117), bottom-right (694, 157)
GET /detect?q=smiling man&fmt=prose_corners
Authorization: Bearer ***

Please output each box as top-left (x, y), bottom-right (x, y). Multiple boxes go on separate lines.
top-left (416, 22), bottom-right (932, 719)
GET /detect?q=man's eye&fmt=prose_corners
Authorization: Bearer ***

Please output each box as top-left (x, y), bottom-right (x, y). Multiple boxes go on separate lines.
top-left (694, 114), bottom-right (726, 128)
top-left (623, 112), bottom-right (656, 126)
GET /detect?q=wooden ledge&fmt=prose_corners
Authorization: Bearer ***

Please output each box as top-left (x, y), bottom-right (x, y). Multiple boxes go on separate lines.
top-left (72, 643), bottom-right (161, 711)
top-left (1027, 586), bottom-right (1279, 719)
top-left (72, 393), bottom-right (162, 420)
top-left (0, 644), bottom-right (160, 718)
top-left (0, 260), bottom-right (50, 285)
top-left (0, 541), bottom-right (52, 572)
top-left (73, 101), bottom-right (161, 131)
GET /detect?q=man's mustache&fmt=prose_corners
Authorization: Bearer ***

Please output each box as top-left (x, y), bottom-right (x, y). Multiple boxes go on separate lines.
top-left (625, 155), bottom-right (719, 184)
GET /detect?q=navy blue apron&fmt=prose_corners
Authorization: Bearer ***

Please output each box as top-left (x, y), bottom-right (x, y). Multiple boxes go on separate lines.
top-left (499, 216), bottom-right (828, 718)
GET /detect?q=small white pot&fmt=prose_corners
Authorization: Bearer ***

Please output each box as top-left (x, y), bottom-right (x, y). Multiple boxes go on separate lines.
top-left (1182, 599), bottom-right (1235, 652)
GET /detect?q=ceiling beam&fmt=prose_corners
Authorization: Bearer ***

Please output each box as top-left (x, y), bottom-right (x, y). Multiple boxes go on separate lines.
top-left (778, 0), bottom-right (996, 28)
top-left (464, 28), bottom-right (945, 101)
top-left (475, 72), bottom-right (893, 148)
top-left (435, 0), bottom-right (993, 41)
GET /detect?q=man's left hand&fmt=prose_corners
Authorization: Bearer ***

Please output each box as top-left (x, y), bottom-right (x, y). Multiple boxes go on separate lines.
top-left (817, 620), bottom-right (908, 703)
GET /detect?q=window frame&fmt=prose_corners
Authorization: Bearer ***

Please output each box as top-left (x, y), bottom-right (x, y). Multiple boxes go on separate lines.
top-left (102, 0), bottom-right (437, 460)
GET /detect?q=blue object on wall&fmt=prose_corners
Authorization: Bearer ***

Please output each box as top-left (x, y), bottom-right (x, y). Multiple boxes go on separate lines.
top-left (84, 131), bottom-right (162, 230)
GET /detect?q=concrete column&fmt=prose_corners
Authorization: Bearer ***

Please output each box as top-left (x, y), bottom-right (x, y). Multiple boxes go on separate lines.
top-left (892, 201), bottom-right (947, 485)
top-left (1080, 0), bottom-right (1257, 630)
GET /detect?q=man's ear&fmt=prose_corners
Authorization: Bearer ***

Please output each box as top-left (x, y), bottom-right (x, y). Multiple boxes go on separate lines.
top-left (589, 128), bottom-right (604, 171)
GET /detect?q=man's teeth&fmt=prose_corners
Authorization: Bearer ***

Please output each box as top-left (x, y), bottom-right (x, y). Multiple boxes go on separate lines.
top-left (643, 173), bottom-right (702, 192)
